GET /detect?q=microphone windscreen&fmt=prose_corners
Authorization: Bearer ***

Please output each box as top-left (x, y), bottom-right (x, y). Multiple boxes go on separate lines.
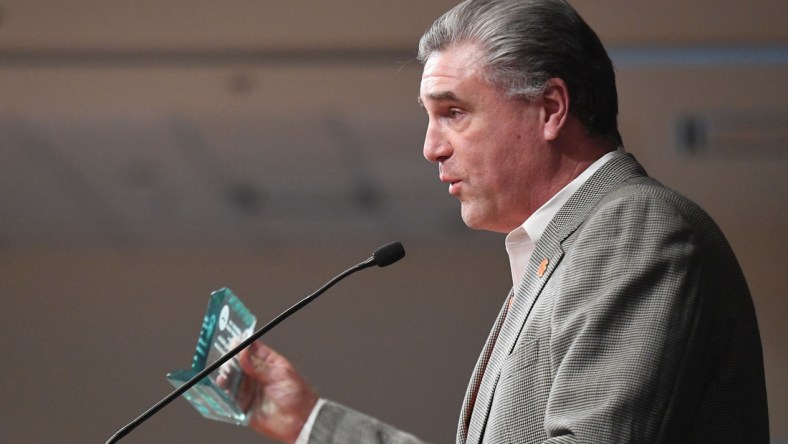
top-left (373, 242), bottom-right (406, 267)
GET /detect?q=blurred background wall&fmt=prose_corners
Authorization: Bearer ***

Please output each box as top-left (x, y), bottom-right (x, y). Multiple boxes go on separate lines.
top-left (0, 1), bottom-right (785, 442)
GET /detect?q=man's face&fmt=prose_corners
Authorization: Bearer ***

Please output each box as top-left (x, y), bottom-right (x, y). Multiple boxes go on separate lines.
top-left (419, 43), bottom-right (555, 233)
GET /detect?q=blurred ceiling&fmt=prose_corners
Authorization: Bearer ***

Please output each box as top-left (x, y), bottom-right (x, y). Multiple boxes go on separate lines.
top-left (1, 0), bottom-right (787, 249)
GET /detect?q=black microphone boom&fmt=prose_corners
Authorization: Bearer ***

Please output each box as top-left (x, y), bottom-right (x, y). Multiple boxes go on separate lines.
top-left (106, 241), bottom-right (405, 443)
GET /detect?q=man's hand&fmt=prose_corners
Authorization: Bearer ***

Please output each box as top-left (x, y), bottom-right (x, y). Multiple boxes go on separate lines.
top-left (233, 341), bottom-right (319, 443)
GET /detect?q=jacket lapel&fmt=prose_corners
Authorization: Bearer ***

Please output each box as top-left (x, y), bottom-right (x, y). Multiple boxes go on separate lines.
top-left (464, 244), bottom-right (565, 444)
top-left (457, 291), bottom-right (511, 444)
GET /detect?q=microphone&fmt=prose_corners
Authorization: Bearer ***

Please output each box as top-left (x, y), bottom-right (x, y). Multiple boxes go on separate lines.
top-left (106, 241), bottom-right (405, 443)
top-left (362, 240), bottom-right (406, 268)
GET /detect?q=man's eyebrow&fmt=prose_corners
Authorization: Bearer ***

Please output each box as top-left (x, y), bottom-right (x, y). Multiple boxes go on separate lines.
top-left (417, 91), bottom-right (461, 108)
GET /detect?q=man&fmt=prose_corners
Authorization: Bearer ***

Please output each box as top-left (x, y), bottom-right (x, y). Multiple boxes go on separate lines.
top-left (234, 0), bottom-right (769, 442)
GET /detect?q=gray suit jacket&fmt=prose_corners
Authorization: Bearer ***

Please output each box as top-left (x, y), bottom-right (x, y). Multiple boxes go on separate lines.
top-left (308, 154), bottom-right (769, 443)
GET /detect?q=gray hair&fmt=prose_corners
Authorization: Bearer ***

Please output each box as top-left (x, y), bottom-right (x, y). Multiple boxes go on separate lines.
top-left (418, 0), bottom-right (622, 147)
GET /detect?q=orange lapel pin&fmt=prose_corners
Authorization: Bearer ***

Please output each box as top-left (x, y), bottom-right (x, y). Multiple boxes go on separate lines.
top-left (536, 258), bottom-right (549, 277)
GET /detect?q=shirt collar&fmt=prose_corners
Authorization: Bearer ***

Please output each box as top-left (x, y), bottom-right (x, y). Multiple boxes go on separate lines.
top-left (505, 149), bottom-right (624, 287)
top-left (522, 149), bottom-right (624, 244)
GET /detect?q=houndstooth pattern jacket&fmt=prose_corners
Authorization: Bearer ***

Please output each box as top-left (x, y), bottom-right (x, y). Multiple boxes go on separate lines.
top-left (307, 154), bottom-right (769, 443)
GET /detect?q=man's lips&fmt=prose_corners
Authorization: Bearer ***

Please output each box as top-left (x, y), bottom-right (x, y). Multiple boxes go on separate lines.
top-left (439, 164), bottom-right (462, 194)
top-left (448, 181), bottom-right (461, 195)
top-left (440, 174), bottom-right (462, 195)
top-left (439, 172), bottom-right (458, 184)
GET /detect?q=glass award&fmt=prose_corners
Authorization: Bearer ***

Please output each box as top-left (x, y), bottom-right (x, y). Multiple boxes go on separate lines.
top-left (167, 287), bottom-right (257, 425)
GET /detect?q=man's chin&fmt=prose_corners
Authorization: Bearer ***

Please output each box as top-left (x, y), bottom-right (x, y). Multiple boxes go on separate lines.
top-left (461, 209), bottom-right (514, 234)
top-left (460, 208), bottom-right (489, 232)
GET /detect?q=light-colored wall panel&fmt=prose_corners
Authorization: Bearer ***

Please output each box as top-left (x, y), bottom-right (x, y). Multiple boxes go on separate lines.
top-left (1, 1), bottom-right (786, 50)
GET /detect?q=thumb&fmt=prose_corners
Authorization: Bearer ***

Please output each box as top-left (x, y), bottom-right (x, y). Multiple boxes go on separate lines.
top-left (238, 341), bottom-right (290, 384)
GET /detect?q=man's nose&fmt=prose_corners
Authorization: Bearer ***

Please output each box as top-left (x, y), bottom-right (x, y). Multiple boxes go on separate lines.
top-left (423, 122), bottom-right (452, 163)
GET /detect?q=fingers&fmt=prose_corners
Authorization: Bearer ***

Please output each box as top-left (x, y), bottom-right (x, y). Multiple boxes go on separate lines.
top-left (233, 364), bottom-right (257, 412)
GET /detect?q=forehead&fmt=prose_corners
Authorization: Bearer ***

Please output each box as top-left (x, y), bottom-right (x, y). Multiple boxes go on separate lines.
top-left (420, 43), bottom-right (487, 99)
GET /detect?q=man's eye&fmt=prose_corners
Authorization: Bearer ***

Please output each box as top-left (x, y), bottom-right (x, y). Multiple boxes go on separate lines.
top-left (448, 108), bottom-right (464, 118)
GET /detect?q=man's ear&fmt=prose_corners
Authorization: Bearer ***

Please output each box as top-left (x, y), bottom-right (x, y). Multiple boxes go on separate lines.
top-left (542, 78), bottom-right (569, 142)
